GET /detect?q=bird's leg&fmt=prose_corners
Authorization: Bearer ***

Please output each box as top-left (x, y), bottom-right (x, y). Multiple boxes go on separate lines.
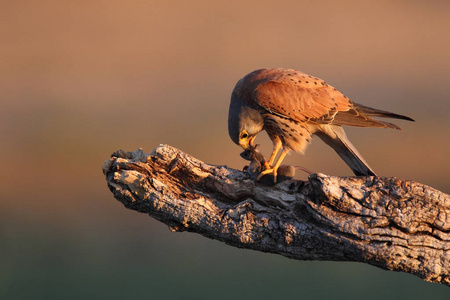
top-left (265, 139), bottom-right (282, 169)
top-left (257, 147), bottom-right (290, 183)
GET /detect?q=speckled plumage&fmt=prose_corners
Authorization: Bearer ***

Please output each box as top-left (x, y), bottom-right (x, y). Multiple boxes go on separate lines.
top-left (228, 68), bottom-right (414, 179)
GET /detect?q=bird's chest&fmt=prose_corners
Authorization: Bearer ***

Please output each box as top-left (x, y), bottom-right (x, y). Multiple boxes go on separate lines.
top-left (262, 113), bottom-right (313, 153)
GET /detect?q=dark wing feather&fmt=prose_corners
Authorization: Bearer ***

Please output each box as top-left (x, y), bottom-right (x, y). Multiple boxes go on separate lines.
top-left (353, 103), bottom-right (415, 121)
top-left (332, 109), bottom-right (402, 129)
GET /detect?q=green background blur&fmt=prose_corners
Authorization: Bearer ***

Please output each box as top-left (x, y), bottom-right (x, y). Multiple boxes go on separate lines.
top-left (2, 1), bottom-right (450, 299)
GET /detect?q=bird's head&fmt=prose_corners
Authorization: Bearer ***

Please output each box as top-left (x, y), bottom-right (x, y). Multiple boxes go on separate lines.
top-left (228, 92), bottom-right (264, 150)
top-left (237, 129), bottom-right (256, 150)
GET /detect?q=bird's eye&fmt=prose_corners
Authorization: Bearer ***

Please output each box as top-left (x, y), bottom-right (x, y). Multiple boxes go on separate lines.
top-left (241, 133), bottom-right (248, 139)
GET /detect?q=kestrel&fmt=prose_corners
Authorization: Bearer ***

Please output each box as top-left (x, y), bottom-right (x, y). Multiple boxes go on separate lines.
top-left (228, 68), bottom-right (414, 181)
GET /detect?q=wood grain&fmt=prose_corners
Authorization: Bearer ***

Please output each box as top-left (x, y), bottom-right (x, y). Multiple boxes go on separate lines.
top-left (103, 145), bottom-right (450, 286)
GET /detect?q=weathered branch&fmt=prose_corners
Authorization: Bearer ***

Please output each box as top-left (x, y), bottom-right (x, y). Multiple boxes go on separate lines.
top-left (102, 144), bottom-right (450, 286)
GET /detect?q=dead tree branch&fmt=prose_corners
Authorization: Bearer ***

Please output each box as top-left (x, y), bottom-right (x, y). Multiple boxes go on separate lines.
top-left (102, 144), bottom-right (450, 286)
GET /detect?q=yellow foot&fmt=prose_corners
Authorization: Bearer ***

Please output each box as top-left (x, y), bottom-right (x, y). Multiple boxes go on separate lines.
top-left (262, 161), bottom-right (271, 171)
top-left (256, 168), bottom-right (278, 183)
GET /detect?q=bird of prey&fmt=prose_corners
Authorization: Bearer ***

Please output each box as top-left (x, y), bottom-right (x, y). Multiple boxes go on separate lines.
top-left (228, 68), bottom-right (414, 182)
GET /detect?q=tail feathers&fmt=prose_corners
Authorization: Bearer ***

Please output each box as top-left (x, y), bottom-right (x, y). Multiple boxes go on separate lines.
top-left (353, 103), bottom-right (415, 122)
top-left (316, 125), bottom-right (376, 176)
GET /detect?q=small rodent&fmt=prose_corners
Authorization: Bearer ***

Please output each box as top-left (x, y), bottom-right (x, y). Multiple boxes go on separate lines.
top-left (240, 146), bottom-right (312, 185)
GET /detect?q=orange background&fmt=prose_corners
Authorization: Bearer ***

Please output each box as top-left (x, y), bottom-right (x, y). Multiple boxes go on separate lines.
top-left (1, 1), bottom-right (449, 298)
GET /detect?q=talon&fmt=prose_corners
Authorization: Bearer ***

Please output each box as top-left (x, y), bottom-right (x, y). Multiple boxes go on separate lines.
top-left (256, 147), bottom-right (290, 184)
top-left (256, 168), bottom-right (277, 182)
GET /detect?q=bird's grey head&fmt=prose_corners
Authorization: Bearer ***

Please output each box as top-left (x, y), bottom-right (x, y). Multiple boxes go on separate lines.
top-left (228, 92), bottom-right (264, 149)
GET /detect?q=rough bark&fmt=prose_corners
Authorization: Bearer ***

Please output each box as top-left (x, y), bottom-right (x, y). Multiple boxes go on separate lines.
top-left (102, 144), bottom-right (450, 286)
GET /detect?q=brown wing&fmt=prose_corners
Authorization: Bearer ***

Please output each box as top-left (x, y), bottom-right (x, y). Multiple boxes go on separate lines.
top-left (250, 69), bottom-right (407, 129)
top-left (252, 72), bottom-right (352, 123)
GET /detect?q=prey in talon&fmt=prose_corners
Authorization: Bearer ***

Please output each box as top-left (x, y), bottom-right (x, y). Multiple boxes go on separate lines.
top-left (240, 144), bottom-right (267, 180)
top-left (241, 145), bottom-right (312, 185)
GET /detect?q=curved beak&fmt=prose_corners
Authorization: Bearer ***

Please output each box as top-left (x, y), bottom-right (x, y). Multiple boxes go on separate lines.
top-left (239, 140), bottom-right (249, 150)
top-left (239, 136), bottom-right (256, 150)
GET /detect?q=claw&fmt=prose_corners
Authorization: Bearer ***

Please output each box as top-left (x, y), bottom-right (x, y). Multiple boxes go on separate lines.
top-left (256, 147), bottom-right (290, 184)
top-left (256, 167), bottom-right (278, 183)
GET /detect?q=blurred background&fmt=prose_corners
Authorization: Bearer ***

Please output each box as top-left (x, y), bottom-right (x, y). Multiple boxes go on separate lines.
top-left (1, 0), bottom-right (449, 299)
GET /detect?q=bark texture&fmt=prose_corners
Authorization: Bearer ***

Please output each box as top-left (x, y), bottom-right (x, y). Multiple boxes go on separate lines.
top-left (102, 144), bottom-right (450, 286)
